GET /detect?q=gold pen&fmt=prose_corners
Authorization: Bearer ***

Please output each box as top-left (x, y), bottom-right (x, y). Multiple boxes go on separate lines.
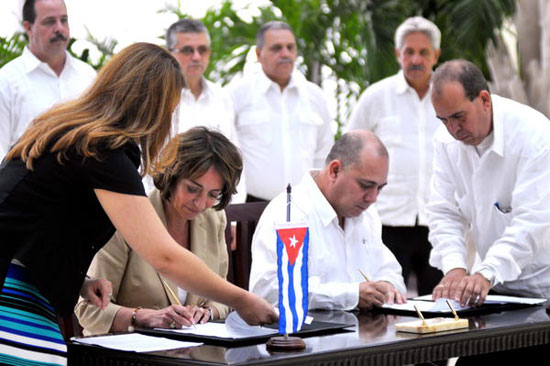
top-left (162, 278), bottom-right (182, 306)
top-left (358, 269), bottom-right (370, 282)
top-left (161, 278), bottom-right (197, 328)
top-left (445, 299), bottom-right (460, 321)
top-left (413, 304), bottom-right (427, 326)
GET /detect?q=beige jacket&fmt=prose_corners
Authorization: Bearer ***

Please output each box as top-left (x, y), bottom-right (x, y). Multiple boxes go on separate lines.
top-left (75, 189), bottom-right (229, 335)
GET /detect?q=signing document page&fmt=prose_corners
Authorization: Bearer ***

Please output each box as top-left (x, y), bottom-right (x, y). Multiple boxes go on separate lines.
top-left (72, 333), bottom-right (202, 352)
top-left (156, 312), bottom-right (278, 339)
top-left (383, 295), bottom-right (546, 313)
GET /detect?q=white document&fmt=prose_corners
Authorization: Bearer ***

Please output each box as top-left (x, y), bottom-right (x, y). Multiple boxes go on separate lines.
top-left (382, 298), bottom-right (469, 313)
top-left (157, 312), bottom-right (278, 339)
top-left (72, 333), bottom-right (202, 352)
top-left (413, 294), bottom-right (546, 306)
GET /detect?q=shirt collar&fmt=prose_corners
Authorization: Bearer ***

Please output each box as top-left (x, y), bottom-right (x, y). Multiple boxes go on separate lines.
top-left (257, 68), bottom-right (301, 95)
top-left (395, 70), bottom-right (411, 95)
top-left (22, 46), bottom-right (71, 76)
top-left (487, 94), bottom-right (504, 157)
top-left (304, 170), bottom-right (339, 228)
top-left (181, 77), bottom-right (210, 101)
top-left (21, 47), bottom-right (43, 73)
top-left (395, 69), bottom-right (433, 97)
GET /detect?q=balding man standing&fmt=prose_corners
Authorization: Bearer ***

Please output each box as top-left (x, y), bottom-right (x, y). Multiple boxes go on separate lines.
top-left (428, 57), bottom-right (550, 366)
top-left (0, 0), bottom-right (96, 161)
top-left (228, 21), bottom-right (333, 202)
top-left (429, 60), bottom-right (550, 306)
top-left (250, 131), bottom-right (406, 311)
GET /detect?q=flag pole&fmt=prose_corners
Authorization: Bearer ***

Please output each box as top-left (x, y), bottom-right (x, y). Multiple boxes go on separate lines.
top-left (286, 183), bottom-right (291, 222)
top-left (266, 183), bottom-right (305, 352)
top-left (285, 183), bottom-right (291, 340)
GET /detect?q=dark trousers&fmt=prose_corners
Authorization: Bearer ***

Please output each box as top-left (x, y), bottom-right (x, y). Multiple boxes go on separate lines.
top-left (382, 224), bottom-right (442, 296)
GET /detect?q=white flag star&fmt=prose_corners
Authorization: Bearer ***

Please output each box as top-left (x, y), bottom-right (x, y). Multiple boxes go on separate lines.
top-left (289, 235), bottom-right (299, 248)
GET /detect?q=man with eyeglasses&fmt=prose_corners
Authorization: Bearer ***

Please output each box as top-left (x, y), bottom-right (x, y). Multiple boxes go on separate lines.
top-left (428, 60), bottom-right (550, 313)
top-left (0, 0), bottom-right (96, 161)
top-left (166, 19), bottom-right (237, 142)
top-left (166, 19), bottom-right (244, 204)
top-left (227, 21), bottom-right (333, 202)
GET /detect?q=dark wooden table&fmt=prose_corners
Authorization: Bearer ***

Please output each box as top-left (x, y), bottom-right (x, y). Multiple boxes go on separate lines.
top-left (68, 305), bottom-right (550, 366)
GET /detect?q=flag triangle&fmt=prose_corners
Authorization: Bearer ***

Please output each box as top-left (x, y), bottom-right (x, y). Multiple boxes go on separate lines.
top-left (277, 227), bottom-right (308, 265)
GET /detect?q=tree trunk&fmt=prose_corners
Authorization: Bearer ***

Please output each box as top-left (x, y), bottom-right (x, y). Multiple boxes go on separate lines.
top-left (486, 0), bottom-right (550, 118)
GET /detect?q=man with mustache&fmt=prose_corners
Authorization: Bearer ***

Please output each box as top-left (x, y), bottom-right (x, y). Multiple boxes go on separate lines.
top-left (0, 0), bottom-right (96, 161)
top-left (347, 16), bottom-right (442, 296)
top-left (428, 59), bottom-right (550, 364)
top-left (227, 21), bottom-right (333, 202)
top-left (250, 130), bottom-right (406, 310)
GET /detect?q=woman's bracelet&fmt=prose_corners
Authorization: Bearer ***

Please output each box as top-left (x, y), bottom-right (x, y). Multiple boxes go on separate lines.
top-left (128, 307), bottom-right (142, 332)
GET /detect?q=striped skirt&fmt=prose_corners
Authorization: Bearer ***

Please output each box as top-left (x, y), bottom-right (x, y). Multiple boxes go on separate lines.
top-left (0, 262), bottom-right (67, 365)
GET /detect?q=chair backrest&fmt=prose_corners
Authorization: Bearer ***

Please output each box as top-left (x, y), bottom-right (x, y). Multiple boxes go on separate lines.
top-left (57, 313), bottom-right (82, 341)
top-left (224, 201), bottom-right (269, 290)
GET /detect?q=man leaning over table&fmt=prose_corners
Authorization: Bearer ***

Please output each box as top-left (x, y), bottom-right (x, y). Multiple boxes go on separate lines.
top-left (249, 130), bottom-right (406, 311)
top-left (428, 60), bottom-right (550, 310)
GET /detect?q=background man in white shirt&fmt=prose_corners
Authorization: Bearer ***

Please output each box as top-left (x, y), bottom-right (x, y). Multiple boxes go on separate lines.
top-left (228, 21), bottom-right (333, 202)
top-left (0, 0), bottom-right (96, 161)
top-left (166, 19), bottom-right (244, 205)
top-left (166, 19), bottom-right (237, 143)
top-left (429, 59), bottom-right (550, 308)
top-left (250, 131), bottom-right (406, 310)
top-left (347, 16), bottom-right (443, 295)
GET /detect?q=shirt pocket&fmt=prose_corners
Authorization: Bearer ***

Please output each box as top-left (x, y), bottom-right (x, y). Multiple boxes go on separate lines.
top-left (298, 111), bottom-right (324, 159)
top-left (237, 110), bottom-right (273, 146)
top-left (492, 201), bottom-right (513, 233)
top-left (375, 116), bottom-right (403, 146)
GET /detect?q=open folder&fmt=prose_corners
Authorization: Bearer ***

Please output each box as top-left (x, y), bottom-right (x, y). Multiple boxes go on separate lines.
top-left (138, 312), bottom-right (353, 347)
top-left (379, 295), bottom-right (546, 317)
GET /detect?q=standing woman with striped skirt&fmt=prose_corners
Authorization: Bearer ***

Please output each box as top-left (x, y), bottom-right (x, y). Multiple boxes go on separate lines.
top-left (0, 42), bottom-right (277, 366)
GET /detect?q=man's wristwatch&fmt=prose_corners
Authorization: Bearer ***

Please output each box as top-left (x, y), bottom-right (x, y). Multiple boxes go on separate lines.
top-left (477, 268), bottom-right (496, 287)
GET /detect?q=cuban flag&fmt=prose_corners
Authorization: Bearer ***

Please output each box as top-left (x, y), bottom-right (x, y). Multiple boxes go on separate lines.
top-left (276, 224), bottom-right (309, 334)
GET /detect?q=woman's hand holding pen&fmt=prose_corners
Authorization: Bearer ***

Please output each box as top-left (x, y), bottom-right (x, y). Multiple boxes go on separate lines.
top-left (135, 305), bottom-right (211, 329)
top-left (80, 278), bottom-right (112, 310)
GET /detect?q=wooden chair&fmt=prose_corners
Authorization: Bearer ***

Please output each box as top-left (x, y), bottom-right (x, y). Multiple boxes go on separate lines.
top-left (224, 201), bottom-right (269, 290)
top-left (57, 313), bottom-right (82, 341)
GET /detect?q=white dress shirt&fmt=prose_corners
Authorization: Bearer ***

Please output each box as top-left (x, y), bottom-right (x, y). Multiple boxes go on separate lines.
top-left (228, 70), bottom-right (333, 200)
top-left (249, 171), bottom-right (406, 310)
top-left (427, 95), bottom-right (550, 298)
top-left (177, 78), bottom-right (237, 141)
top-left (0, 47), bottom-right (96, 161)
top-left (347, 71), bottom-right (440, 226)
top-left (175, 78), bottom-right (245, 203)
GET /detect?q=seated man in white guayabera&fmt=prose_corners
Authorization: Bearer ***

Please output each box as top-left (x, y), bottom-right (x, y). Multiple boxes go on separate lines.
top-left (250, 130), bottom-right (406, 310)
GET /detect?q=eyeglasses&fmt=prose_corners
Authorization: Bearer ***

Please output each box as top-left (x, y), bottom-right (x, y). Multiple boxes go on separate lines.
top-left (171, 45), bottom-right (210, 56)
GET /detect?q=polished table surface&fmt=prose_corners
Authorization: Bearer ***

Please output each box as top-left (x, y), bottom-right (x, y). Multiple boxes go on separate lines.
top-left (68, 305), bottom-right (550, 366)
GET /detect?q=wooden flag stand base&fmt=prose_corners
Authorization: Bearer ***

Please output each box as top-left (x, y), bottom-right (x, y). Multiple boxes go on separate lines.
top-left (266, 335), bottom-right (306, 351)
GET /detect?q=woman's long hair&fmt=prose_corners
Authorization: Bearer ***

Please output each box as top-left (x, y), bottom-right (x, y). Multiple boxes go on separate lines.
top-left (6, 42), bottom-right (184, 175)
